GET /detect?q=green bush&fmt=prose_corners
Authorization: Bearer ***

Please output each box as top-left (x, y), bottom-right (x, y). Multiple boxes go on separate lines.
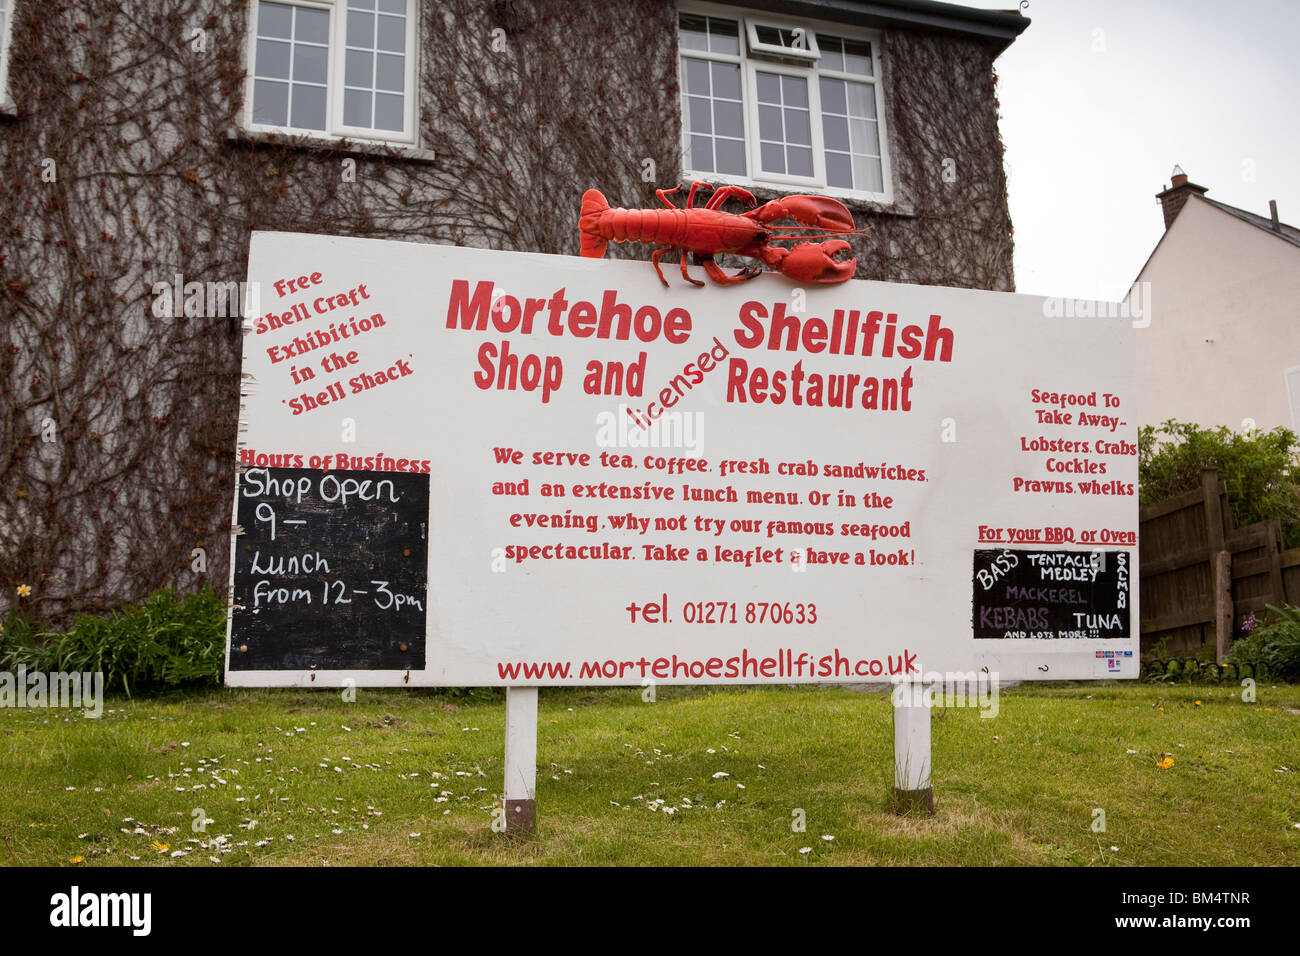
top-left (1138, 420), bottom-right (1300, 548)
top-left (0, 588), bottom-right (226, 695)
top-left (1227, 604), bottom-right (1300, 681)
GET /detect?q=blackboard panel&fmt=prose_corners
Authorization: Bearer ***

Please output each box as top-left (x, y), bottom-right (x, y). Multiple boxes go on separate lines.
top-left (972, 548), bottom-right (1131, 640)
top-left (229, 467), bottom-right (429, 671)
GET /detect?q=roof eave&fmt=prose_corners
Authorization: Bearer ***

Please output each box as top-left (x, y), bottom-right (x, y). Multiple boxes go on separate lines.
top-left (740, 0), bottom-right (1031, 55)
top-left (1131, 193), bottom-right (1300, 292)
top-left (1201, 197), bottom-right (1300, 250)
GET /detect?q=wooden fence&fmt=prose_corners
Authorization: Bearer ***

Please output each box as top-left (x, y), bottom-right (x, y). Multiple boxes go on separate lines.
top-left (1140, 469), bottom-right (1300, 658)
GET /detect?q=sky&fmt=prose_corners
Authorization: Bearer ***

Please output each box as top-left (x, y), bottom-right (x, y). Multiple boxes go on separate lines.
top-left (962, 0), bottom-right (1300, 300)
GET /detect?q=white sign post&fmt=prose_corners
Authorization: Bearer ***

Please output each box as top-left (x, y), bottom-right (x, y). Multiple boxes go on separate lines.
top-left (228, 232), bottom-right (1140, 829)
top-left (502, 686), bottom-right (538, 833)
top-left (892, 680), bottom-right (934, 813)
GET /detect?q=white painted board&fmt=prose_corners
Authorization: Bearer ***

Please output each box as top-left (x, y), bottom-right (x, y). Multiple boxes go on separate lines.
top-left (226, 232), bottom-right (1139, 686)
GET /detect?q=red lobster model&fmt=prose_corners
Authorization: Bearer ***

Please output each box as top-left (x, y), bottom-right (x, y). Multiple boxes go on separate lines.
top-left (579, 181), bottom-right (865, 287)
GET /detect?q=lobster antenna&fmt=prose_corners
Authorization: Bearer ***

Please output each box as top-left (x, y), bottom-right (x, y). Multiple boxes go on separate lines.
top-left (764, 228), bottom-right (871, 242)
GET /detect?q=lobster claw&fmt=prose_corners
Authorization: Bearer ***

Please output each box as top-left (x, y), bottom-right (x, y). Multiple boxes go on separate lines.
top-left (750, 195), bottom-right (857, 233)
top-left (774, 239), bottom-right (857, 284)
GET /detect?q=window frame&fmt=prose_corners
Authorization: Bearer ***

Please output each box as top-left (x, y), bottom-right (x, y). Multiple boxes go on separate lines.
top-left (243, 0), bottom-right (420, 146)
top-left (745, 58), bottom-right (823, 190)
top-left (678, 0), bottom-right (893, 205)
top-left (745, 18), bottom-right (820, 63)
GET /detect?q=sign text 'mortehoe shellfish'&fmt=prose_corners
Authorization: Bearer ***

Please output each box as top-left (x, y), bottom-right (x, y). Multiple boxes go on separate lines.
top-left (226, 232), bottom-right (1138, 688)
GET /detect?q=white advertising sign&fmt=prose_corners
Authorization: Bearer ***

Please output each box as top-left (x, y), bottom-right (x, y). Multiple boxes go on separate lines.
top-left (226, 232), bottom-right (1138, 686)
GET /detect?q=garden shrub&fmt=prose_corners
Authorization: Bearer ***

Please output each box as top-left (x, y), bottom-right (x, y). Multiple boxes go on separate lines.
top-left (1227, 605), bottom-right (1300, 681)
top-left (1139, 420), bottom-right (1300, 548)
top-left (0, 588), bottom-right (225, 695)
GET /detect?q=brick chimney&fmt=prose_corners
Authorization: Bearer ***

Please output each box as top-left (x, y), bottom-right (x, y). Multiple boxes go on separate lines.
top-left (1155, 164), bottom-right (1208, 229)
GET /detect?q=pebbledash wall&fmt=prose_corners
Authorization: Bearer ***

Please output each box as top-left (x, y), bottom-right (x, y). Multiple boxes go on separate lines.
top-left (0, 0), bottom-right (1027, 622)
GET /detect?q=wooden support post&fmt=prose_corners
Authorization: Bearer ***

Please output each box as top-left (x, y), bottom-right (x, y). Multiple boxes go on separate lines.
top-left (1201, 468), bottom-right (1226, 551)
top-left (1214, 550), bottom-right (1233, 665)
top-left (891, 680), bottom-right (934, 815)
top-left (1202, 469), bottom-right (1233, 664)
top-left (502, 686), bottom-right (538, 834)
top-left (1267, 517), bottom-right (1285, 607)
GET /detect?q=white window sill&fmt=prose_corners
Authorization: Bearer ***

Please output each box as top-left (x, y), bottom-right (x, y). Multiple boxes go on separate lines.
top-left (680, 172), bottom-right (913, 217)
top-left (0, 101), bottom-right (16, 119)
top-left (226, 125), bottom-right (436, 164)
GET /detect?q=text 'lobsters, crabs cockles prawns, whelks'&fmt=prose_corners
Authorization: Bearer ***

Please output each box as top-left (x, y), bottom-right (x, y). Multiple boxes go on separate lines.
top-left (579, 181), bottom-right (868, 287)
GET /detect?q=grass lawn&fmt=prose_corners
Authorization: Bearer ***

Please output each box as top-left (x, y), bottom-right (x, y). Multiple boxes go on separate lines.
top-left (0, 682), bottom-right (1296, 866)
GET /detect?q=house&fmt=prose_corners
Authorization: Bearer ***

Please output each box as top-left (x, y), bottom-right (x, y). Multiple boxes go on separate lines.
top-left (0, 0), bottom-right (1028, 620)
top-left (1135, 166), bottom-right (1300, 432)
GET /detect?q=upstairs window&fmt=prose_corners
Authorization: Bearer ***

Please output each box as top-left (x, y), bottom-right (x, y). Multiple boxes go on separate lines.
top-left (246, 0), bottom-right (417, 144)
top-left (678, 4), bottom-right (890, 202)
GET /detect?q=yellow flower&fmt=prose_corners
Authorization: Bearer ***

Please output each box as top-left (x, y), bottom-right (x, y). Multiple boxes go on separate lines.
top-left (16, 584), bottom-right (32, 598)
top-left (1194, 700), bottom-right (1202, 706)
top-left (70, 856), bottom-right (84, 864)
top-left (1157, 755), bottom-right (1174, 769)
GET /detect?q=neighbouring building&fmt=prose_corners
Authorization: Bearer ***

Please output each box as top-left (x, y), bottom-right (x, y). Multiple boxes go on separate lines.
top-left (1135, 166), bottom-right (1300, 432)
top-left (0, 0), bottom-right (1028, 620)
